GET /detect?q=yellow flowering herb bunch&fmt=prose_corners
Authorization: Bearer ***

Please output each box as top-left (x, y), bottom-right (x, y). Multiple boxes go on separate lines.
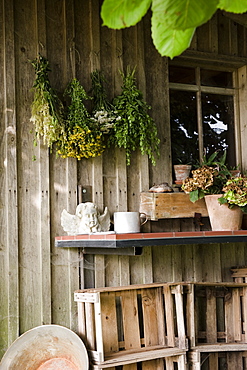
top-left (59, 78), bottom-right (105, 159)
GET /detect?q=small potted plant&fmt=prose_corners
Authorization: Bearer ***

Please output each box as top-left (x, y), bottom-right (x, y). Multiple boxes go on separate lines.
top-left (181, 151), bottom-right (247, 230)
top-left (174, 162), bottom-right (192, 184)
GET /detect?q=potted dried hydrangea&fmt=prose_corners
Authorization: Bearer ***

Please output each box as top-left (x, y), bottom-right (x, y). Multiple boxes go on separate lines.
top-left (182, 152), bottom-right (247, 230)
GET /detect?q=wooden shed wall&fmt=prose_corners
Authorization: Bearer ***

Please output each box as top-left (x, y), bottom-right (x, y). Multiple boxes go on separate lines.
top-left (1, 0), bottom-right (247, 358)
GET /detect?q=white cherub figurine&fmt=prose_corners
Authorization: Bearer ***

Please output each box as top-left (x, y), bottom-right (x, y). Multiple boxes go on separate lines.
top-left (61, 202), bottom-right (110, 235)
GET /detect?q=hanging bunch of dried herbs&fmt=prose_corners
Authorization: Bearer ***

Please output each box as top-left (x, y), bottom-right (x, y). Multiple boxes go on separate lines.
top-left (90, 70), bottom-right (121, 134)
top-left (59, 78), bottom-right (105, 159)
top-left (110, 67), bottom-right (160, 165)
top-left (30, 54), bottom-right (66, 152)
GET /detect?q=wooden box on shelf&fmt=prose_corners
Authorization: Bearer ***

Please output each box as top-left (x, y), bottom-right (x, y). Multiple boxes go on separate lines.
top-left (139, 192), bottom-right (208, 221)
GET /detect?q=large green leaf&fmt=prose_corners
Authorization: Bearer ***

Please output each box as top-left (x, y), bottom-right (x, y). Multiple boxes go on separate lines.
top-left (218, 0), bottom-right (247, 13)
top-left (151, 14), bottom-right (195, 58)
top-left (101, 0), bottom-right (152, 29)
top-left (152, 0), bottom-right (219, 30)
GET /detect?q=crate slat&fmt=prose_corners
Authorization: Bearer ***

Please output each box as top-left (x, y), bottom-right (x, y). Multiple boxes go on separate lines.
top-left (121, 290), bottom-right (141, 350)
top-left (100, 292), bottom-right (119, 355)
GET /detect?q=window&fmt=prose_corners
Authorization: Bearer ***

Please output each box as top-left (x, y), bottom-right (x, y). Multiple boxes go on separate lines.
top-left (169, 65), bottom-right (237, 167)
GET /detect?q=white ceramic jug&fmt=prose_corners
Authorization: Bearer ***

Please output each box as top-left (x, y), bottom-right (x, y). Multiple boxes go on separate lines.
top-left (114, 212), bottom-right (147, 233)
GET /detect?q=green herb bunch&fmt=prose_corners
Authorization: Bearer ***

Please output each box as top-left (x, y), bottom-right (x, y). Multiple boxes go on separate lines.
top-left (90, 70), bottom-right (121, 134)
top-left (30, 54), bottom-right (66, 151)
top-left (110, 67), bottom-right (160, 165)
top-left (59, 78), bottom-right (105, 159)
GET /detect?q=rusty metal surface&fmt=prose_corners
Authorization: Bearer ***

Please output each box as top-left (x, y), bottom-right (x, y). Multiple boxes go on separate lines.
top-left (0, 325), bottom-right (88, 370)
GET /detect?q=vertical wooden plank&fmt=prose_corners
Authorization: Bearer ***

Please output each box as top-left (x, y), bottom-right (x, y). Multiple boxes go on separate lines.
top-left (77, 302), bottom-right (86, 341)
top-left (35, 0), bottom-right (52, 328)
top-left (85, 302), bottom-right (96, 351)
top-left (174, 285), bottom-right (186, 349)
top-left (17, 1), bottom-right (49, 327)
top-left (142, 246), bottom-right (153, 284)
top-left (119, 256), bottom-right (130, 286)
top-left (221, 243), bottom-right (238, 282)
top-left (227, 352), bottom-right (242, 368)
top-left (0, 1), bottom-right (19, 349)
top-left (225, 288), bottom-right (234, 343)
top-left (121, 290), bottom-right (140, 349)
top-left (218, 12), bottom-right (231, 55)
top-left (143, 12), bottom-right (172, 186)
top-left (152, 245), bottom-right (173, 283)
top-left (209, 353), bottom-right (218, 369)
top-left (193, 245), bottom-right (204, 282)
top-left (209, 12), bottom-right (218, 53)
top-left (129, 247), bottom-right (153, 285)
top-left (182, 245), bottom-right (195, 281)
top-left (242, 287), bottom-right (247, 342)
top-left (230, 17), bottom-right (238, 56)
top-left (142, 288), bottom-right (164, 347)
top-left (238, 65), bottom-right (247, 170)
top-left (94, 255), bottom-right (105, 289)
top-left (186, 284), bottom-right (196, 347)
top-left (46, 0), bottom-right (79, 331)
top-left (197, 22), bottom-right (211, 52)
top-left (172, 245), bottom-right (183, 282)
top-left (100, 292), bottom-right (118, 354)
top-left (232, 287), bottom-right (242, 341)
top-left (0, 0), bottom-right (19, 355)
top-left (198, 244), bottom-right (221, 282)
top-left (206, 287), bottom-right (217, 343)
top-left (163, 285), bottom-right (175, 347)
top-left (105, 255), bottom-right (120, 287)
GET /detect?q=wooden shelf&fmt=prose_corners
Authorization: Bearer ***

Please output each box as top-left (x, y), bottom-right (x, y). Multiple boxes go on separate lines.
top-left (55, 231), bottom-right (247, 255)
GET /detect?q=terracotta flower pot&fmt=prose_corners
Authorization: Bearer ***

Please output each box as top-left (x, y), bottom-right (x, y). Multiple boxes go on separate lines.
top-left (205, 194), bottom-right (243, 231)
top-left (174, 164), bottom-right (192, 184)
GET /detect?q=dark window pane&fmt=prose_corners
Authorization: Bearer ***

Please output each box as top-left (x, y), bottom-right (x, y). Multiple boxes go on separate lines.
top-left (202, 93), bottom-right (235, 166)
top-left (201, 69), bottom-right (233, 88)
top-left (169, 66), bottom-right (196, 84)
top-left (170, 90), bottom-right (199, 166)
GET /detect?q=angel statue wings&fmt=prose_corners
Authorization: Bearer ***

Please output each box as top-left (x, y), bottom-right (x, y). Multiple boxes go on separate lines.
top-left (61, 202), bottom-right (110, 235)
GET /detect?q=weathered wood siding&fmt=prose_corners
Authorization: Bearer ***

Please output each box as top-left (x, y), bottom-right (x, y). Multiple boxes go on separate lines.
top-left (1, 0), bottom-right (247, 358)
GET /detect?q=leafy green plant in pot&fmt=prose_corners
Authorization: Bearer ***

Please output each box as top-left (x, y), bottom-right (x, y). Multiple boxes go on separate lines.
top-left (109, 66), bottom-right (160, 165)
top-left (181, 151), bottom-right (247, 230)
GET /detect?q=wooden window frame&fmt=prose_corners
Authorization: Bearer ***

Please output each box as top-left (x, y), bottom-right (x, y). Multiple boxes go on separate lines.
top-left (168, 64), bottom-right (242, 167)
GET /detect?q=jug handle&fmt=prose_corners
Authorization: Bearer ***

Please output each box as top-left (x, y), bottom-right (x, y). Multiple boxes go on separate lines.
top-left (140, 212), bottom-right (148, 226)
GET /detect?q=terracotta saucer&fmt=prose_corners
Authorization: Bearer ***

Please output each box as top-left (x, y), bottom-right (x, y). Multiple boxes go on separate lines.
top-left (0, 325), bottom-right (88, 369)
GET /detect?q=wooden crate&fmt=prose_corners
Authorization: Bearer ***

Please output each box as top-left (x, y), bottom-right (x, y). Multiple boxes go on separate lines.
top-left (183, 283), bottom-right (247, 349)
top-left (139, 192), bottom-right (208, 220)
top-left (74, 283), bottom-right (188, 369)
top-left (188, 349), bottom-right (247, 370)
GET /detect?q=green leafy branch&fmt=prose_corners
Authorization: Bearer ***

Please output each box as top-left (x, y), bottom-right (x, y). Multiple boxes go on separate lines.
top-left (110, 67), bottom-right (160, 165)
top-left (101, 0), bottom-right (247, 59)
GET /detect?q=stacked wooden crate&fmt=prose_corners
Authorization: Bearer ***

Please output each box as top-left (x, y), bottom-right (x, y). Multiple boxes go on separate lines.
top-left (74, 283), bottom-right (188, 369)
top-left (75, 281), bottom-right (247, 369)
top-left (182, 282), bottom-right (247, 369)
